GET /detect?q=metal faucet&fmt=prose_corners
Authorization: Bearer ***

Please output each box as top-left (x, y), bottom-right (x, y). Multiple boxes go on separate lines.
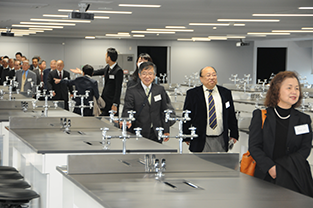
top-left (70, 90), bottom-right (94, 117)
top-left (229, 74), bottom-right (240, 85)
top-left (154, 158), bottom-right (166, 179)
top-left (33, 89), bottom-right (58, 117)
top-left (21, 101), bottom-right (28, 112)
top-left (157, 110), bottom-right (198, 154)
top-left (102, 110), bottom-right (142, 154)
top-left (60, 118), bottom-right (71, 133)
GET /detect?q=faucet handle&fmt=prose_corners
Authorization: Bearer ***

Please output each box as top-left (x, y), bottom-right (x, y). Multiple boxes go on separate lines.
top-left (189, 127), bottom-right (198, 139)
top-left (127, 110), bottom-right (136, 121)
top-left (133, 127), bottom-right (142, 138)
top-left (183, 110), bottom-right (191, 122)
top-left (101, 127), bottom-right (109, 136)
top-left (155, 127), bottom-right (164, 141)
top-left (161, 159), bottom-right (166, 170)
top-left (154, 159), bottom-right (159, 171)
top-left (53, 101), bottom-right (59, 108)
top-left (164, 109), bottom-right (173, 122)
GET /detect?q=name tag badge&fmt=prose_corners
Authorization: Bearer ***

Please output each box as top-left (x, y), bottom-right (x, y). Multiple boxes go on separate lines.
top-left (225, 101), bottom-right (230, 109)
top-left (27, 78), bottom-right (32, 82)
top-left (154, 94), bottom-right (161, 102)
top-left (64, 77), bottom-right (68, 80)
top-left (109, 75), bottom-right (115, 79)
top-left (294, 124), bottom-right (310, 135)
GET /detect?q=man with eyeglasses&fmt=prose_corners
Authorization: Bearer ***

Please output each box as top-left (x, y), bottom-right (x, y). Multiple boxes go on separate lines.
top-left (183, 66), bottom-right (238, 152)
top-left (122, 61), bottom-right (170, 143)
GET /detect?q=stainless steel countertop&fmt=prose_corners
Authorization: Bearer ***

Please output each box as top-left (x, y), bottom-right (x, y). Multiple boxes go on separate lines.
top-left (58, 153), bottom-right (313, 208)
top-left (9, 117), bottom-right (177, 154)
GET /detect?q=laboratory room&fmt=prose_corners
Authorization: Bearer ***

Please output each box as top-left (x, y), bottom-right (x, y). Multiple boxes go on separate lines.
top-left (0, 0), bottom-right (313, 207)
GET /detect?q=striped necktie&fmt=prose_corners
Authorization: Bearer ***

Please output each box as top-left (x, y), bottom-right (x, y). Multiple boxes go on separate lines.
top-left (208, 89), bottom-right (217, 129)
top-left (146, 87), bottom-right (151, 104)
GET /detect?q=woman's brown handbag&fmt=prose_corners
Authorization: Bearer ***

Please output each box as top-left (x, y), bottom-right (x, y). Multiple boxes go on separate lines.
top-left (240, 109), bottom-right (267, 176)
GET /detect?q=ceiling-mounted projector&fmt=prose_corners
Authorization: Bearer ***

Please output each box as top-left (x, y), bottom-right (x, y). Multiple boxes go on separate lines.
top-left (69, 12), bottom-right (94, 20)
top-left (68, 3), bottom-right (94, 20)
top-left (1, 28), bottom-right (14, 37)
top-left (236, 39), bottom-right (249, 47)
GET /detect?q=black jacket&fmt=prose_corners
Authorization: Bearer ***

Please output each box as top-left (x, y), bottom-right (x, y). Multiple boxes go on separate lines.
top-left (249, 108), bottom-right (312, 180)
top-left (122, 83), bottom-right (170, 140)
top-left (183, 85), bottom-right (238, 152)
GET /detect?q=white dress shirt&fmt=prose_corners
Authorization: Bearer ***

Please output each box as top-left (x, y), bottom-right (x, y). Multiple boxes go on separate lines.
top-left (203, 85), bottom-right (224, 136)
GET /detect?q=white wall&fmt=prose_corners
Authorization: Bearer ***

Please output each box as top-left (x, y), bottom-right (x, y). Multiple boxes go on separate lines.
top-left (253, 39), bottom-right (313, 83)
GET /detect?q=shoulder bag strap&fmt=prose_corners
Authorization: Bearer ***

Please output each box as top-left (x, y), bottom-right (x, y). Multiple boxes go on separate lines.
top-left (261, 109), bottom-right (267, 129)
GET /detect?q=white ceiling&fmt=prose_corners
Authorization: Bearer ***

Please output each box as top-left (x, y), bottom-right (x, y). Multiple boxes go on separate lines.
top-left (1, 0), bottom-right (313, 41)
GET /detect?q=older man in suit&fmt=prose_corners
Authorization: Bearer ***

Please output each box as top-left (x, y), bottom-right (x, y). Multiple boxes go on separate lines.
top-left (122, 62), bottom-right (170, 143)
top-left (183, 66), bottom-right (238, 152)
top-left (16, 59), bottom-right (36, 92)
top-left (47, 60), bottom-right (73, 110)
top-left (71, 48), bottom-right (123, 116)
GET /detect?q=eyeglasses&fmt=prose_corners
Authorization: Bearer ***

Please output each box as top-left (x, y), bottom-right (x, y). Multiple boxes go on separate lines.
top-left (141, 72), bottom-right (154, 77)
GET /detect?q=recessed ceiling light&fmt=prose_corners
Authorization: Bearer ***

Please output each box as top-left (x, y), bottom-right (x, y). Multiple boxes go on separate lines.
top-left (29, 28), bottom-right (53, 30)
top-left (147, 28), bottom-right (194, 32)
top-left (177, 38), bottom-right (193, 41)
top-left (58, 9), bottom-right (132, 14)
top-left (234, 24), bottom-right (245, 26)
top-left (85, 36), bottom-right (95, 39)
top-left (118, 4), bottom-right (161, 8)
top-left (43, 14), bottom-right (68, 18)
top-left (272, 30), bottom-right (313, 33)
top-left (189, 23), bottom-right (230, 26)
top-left (166, 26), bottom-right (186, 29)
top-left (31, 18), bottom-right (91, 23)
top-left (247, 32), bottom-right (290, 35)
top-left (192, 37), bottom-right (211, 41)
top-left (299, 7), bottom-right (313, 9)
top-left (227, 36), bottom-right (246, 38)
top-left (12, 24), bottom-right (63, 28)
top-left (253, 14), bottom-right (313, 17)
top-left (213, 27), bottom-right (217, 29)
top-left (208, 36), bottom-right (228, 40)
top-left (133, 34), bottom-right (145, 37)
top-left (94, 16), bottom-right (110, 19)
top-left (20, 22), bottom-right (75, 26)
top-left (218, 19), bottom-right (280, 22)
top-left (131, 31), bottom-right (175, 34)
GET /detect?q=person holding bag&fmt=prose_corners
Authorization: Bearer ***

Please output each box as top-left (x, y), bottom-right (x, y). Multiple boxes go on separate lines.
top-left (249, 71), bottom-right (313, 197)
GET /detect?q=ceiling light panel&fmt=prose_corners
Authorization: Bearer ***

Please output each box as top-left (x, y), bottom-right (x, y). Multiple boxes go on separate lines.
top-left (20, 22), bottom-right (75, 26)
top-left (118, 4), bottom-right (161, 8)
top-left (189, 23), bottom-right (230, 26)
top-left (131, 31), bottom-right (175, 34)
top-left (247, 32), bottom-right (290, 35)
top-left (58, 9), bottom-right (132, 14)
top-left (12, 24), bottom-right (63, 28)
top-left (166, 26), bottom-right (186, 29)
top-left (147, 28), bottom-right (194, 32)
top-left (253, 14), bottom-right (313, 17)
top-left (218, 19), bottom-right (280, 22)
top-left (31, 18), bottom-right (90, 23)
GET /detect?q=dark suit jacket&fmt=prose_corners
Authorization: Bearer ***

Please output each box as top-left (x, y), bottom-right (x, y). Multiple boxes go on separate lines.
top-left (0, 67), bottom-right (11, 85)
top-left (249, 107), bottom-right (312, 180)
top-left (122, 83), bottom-right (170, 140)
top-left (183, 85), bottom-right (238, 152)
top-left (43, 68), bottom-right (51, 89)
top-left (93, 64), bottom-right (123, 115)
top-left (47, 69), bottom-right (73, 110)
top-left (62, 76), bottom-right (99, 116)
top-left (33, 68), bottom-right (44, 85)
